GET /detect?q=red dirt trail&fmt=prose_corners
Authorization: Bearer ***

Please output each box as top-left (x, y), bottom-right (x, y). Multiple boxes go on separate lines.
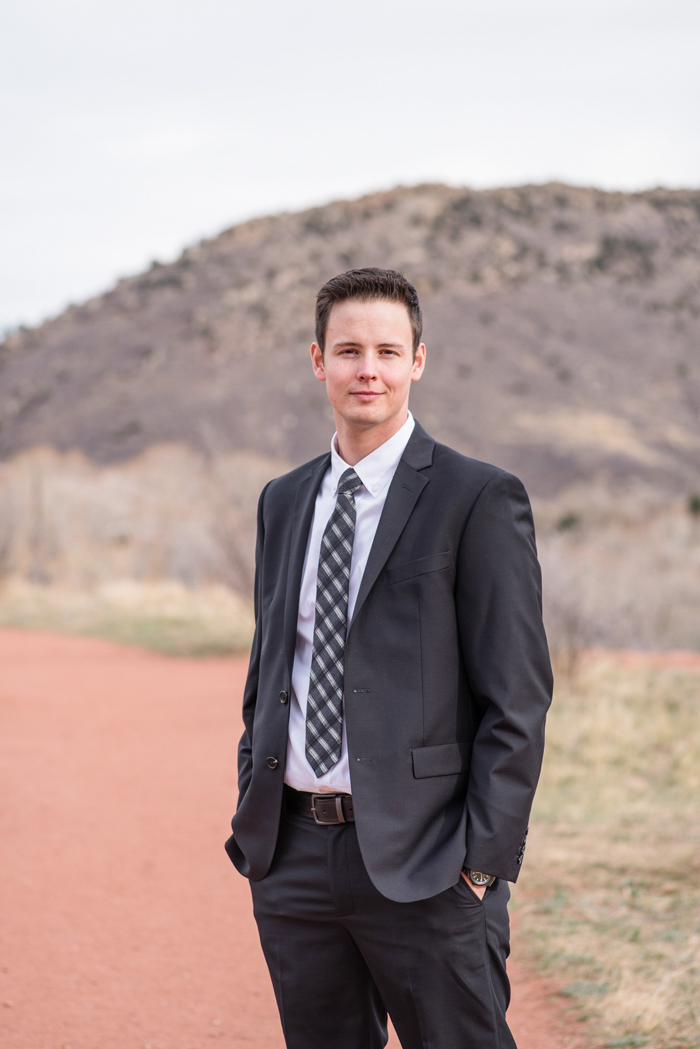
top-left (0, 630), bottom-right (579, 1049)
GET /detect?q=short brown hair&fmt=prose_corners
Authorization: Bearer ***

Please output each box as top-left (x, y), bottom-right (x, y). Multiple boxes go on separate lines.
top-left (315, 268), bottom-right (423, 357)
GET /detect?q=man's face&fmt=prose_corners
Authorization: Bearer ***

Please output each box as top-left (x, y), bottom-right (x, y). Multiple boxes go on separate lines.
top-left (310, 298), bottom-right (426, 431)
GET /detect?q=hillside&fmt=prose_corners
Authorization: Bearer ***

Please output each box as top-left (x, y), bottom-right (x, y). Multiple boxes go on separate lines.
top-left (2, 182), bottom-right (700, 498)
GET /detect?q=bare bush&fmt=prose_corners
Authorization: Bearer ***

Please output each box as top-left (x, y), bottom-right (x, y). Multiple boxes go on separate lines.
top-left (0, 444), bottom-right (287, 597)
top-left (1, 448), bottom-right (699, 656)
top-left (536, 482), bottom-right (700, 660)
top-left (539, 544), bottom-right (595, 680)
top-left (0, 490), bottom-right (14, 580)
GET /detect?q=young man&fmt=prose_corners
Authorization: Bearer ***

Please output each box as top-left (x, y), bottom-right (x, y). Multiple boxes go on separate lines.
top-left (226, 268), bottom-right (553, 1049)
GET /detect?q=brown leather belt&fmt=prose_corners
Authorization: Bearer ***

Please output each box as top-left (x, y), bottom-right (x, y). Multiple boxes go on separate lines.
top-left (283, 784), bottom-right (355, 824)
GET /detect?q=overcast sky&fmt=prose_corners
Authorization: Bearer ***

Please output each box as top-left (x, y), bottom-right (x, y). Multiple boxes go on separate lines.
top-left (2, 0), bottom-right (699, 331)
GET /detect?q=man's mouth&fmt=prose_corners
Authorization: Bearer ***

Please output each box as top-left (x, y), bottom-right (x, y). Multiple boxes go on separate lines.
top-left (351, 391), bottom-right (382, 399)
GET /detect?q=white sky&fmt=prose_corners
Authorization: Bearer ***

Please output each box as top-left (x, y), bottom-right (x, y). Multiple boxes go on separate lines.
top-left (2, 0), bottom-right (699, 330)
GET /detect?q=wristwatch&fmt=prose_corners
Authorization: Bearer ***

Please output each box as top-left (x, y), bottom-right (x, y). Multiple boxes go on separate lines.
top-left (464, 867), bottom-right (496, 888)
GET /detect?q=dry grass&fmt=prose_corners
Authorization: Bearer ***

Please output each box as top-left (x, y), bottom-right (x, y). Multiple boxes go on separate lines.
top-left (512, 654), bottom-right (700, 1048)
top-left (0, 578), bottom-right (255, 656)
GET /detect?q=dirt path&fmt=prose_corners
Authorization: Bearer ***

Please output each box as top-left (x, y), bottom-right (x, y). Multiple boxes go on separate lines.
top-left (0, 630), bottom-right (576, 1049)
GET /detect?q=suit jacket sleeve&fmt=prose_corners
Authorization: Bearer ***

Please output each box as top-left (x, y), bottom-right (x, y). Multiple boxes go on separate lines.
top-left (456, 471), bottom-right (553, 882)
top-left (236, 480), bottom-right (270, 807)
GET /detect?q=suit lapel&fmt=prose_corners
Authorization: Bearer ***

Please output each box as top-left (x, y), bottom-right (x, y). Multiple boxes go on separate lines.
top-left (349, 421), bottom-right (434, 632)
top-left (283, 453), bottom-right (330, 671)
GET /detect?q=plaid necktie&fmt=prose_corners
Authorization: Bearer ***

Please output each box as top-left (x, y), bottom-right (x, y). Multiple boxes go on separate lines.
top-left (305, 467), bottom-right (363, 776)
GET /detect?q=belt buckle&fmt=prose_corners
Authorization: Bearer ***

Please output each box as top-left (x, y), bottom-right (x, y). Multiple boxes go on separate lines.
top-left (310, 793), bottom-right (346, 825)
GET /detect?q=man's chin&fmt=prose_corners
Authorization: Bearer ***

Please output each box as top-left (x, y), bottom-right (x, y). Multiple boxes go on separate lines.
top-left (343, 405), bottom-right (390, 429)
top-left (339, 395), bottom-right (397, 424)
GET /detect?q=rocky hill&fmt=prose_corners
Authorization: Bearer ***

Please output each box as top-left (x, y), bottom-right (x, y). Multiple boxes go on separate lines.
top-left (2, 182), bottom-right (699, 498)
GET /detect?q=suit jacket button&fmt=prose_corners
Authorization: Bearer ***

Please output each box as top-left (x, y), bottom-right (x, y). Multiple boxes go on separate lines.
top-left (279, 691), bottom-right (288, 704)
top-left (266, 757), bottom-right (279, 769)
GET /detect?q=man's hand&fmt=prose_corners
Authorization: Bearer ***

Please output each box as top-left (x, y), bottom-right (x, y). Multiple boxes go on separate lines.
top-left (461, 871), bottom-right (487, 899)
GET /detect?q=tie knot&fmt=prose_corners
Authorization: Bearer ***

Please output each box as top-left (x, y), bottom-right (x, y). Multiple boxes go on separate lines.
top-left (337, 468), bottom-right (363, 497)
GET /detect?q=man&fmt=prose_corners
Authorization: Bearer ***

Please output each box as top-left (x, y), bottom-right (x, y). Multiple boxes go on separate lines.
top-left (226, 267), bottom-right (553, 1048)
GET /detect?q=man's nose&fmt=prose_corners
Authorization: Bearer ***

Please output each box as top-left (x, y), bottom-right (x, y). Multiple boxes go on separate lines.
top-left (357, 355), bottom-right (379, 380)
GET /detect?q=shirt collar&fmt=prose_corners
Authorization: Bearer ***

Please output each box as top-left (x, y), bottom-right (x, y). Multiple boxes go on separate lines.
top-left (330, 411), bottom-right (415, 498)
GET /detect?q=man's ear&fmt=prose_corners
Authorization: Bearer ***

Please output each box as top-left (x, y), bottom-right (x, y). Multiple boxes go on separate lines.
top-left (310, 343), bottom-right (326, 382)
top-left (411, 343), bottom-right (427, 382)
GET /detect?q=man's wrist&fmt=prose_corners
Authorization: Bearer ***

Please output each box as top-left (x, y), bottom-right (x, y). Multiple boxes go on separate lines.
top-left (462, 866), bottom-right (496, 888)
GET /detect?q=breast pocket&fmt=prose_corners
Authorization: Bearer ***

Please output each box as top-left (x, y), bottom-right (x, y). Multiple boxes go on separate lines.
top-left (386, 550), bottom-right (452, 586)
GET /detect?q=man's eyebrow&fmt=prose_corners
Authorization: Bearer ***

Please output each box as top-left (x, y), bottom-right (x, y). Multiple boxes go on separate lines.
top-left (332, 340), bottom-right (406, 349)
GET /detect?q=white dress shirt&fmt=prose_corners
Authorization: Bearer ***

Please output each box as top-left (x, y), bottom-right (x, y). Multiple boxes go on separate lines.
top-left (285, 411), bottom-right (416, 794)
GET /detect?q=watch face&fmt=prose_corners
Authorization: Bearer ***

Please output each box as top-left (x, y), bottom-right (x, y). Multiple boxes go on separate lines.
top-left (469, 870), bottom-right (490, 885)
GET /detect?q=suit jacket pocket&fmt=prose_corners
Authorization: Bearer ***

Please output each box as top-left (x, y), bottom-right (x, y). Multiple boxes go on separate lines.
top-left (386, 550), bottom-right (452, 585)
top-left (411, 740), bottom-right (471, 779)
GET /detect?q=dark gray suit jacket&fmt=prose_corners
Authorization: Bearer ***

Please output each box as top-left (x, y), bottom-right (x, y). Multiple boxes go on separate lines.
top-left (226, 421), bottom-right (553, 903)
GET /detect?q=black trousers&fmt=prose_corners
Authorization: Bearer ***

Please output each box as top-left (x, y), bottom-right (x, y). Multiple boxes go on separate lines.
top-left (250, 810), bottom-right (517, 1049)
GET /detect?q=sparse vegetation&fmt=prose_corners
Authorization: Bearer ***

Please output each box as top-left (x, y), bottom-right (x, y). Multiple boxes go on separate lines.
top-left (589, 236), bottom-right (657, 281)
top-left (1, 183), bottom-right (698, 491)
top-left (538, 491), bottom-right (700, 655)
top-left (0, 444), bottom-right (284, 595)
top-left (512, 654), bottom-right (700, 1049)
top-left (0, 578), bottom-right (254, 656)
top-left (556, 511), bottom-right (580, 531)
top-left (1, 446), bottom-right (700, 665)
